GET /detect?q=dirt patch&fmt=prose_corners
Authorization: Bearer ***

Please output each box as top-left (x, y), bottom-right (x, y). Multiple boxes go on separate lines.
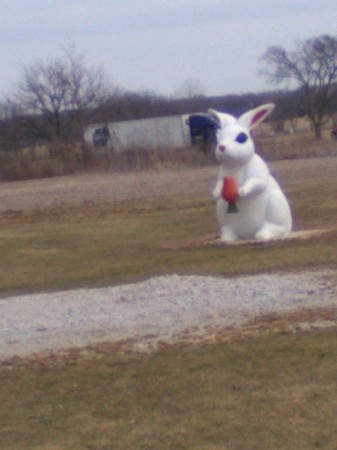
top-left (0, 166), bottom-right (215, 214)
top-left (1, 156), bottom-right (337, 215)
top-left (2, 306), bottom-right (337, 370)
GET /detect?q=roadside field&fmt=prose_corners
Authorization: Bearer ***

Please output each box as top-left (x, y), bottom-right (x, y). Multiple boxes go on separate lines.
top-left (1, 157), bottom-right (337, 294)
top-left (0, 156), bottom-right (337, 449)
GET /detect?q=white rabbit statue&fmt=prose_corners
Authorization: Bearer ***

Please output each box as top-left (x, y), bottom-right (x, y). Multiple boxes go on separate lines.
top-left (210, 103), bottom-right (292, 242)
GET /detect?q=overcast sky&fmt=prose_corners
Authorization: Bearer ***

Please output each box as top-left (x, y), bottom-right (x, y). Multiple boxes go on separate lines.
top-left (1, 0), bottom-right (336, 98)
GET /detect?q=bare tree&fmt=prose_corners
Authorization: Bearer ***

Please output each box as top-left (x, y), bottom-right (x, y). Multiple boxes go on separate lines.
top-left (260, 35), bottom-right (337, 139)
top-left (13, 46), bottom-right (110, 144)
top-left (0, 100), bottom-right (27, 152)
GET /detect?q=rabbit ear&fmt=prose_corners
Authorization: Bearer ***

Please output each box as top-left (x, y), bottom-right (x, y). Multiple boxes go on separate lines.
top-left (208, 109), bottom-right (237, 129)
top-left (238, 104), bottom-right (275, 130)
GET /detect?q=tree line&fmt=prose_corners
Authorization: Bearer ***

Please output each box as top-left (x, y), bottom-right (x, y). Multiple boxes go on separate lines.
top-left (1, 34), bottom-right (337, 159)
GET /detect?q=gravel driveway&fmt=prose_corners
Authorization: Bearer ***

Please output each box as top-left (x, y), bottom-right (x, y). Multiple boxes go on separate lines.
top-left (1, 270), bottom-right (336, 361)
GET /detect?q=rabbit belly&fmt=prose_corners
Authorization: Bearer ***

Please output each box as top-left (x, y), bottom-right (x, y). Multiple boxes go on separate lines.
top-left (216, 194), bottom-right (268, 240)
top-left (216, 177), bottom-right (291, 241)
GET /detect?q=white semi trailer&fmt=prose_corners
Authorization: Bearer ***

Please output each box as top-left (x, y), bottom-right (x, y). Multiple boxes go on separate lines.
top-left (84, 113), bottom-right (219, 151)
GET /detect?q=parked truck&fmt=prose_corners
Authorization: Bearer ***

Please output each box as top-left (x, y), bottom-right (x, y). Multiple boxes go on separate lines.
top-left (84, 113), bottom-right (219, 152)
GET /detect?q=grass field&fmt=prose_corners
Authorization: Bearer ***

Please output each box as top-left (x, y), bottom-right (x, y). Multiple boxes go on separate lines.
top-left (1, 157), bottom-right (337, 295)
top-left (0, 152), bottom-right (337, 449)
top-left (1, 331), bottom-right (336, 450)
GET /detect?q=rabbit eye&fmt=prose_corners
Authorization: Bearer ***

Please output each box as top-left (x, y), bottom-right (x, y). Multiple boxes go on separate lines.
top-left (235, 132), bottom-right (248, 144)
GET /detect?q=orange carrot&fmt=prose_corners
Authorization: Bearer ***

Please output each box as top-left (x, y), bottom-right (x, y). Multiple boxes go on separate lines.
top-left (221, 176), bottom-right (239, 213)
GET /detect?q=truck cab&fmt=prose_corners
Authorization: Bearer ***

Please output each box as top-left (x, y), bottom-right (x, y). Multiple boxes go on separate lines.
top-left (187, 114), bottom-right (220, 151)
top-left (93, 127), bottom-right (110, 147)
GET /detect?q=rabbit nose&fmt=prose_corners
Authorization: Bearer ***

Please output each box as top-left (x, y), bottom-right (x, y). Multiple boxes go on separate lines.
top-left (219, 144), bottom-right (226, 153)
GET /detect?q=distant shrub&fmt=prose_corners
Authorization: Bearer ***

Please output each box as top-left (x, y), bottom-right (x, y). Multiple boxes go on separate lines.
top-left (256, 130), bottom-right (337, 161)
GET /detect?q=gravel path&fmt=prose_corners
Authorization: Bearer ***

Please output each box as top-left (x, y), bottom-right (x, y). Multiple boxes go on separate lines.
top-left (1, 270), bottom-right (336, 361)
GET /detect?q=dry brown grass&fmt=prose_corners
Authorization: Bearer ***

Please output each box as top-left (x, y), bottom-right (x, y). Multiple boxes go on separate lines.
top-left (257, 129), bottom-right (337, 161)
top-left (0, 142), bottom-right (216, 181)
top-left (0, 124), bottom-right (336, 181)
top-left (1, 329), bottom-right (336, 450)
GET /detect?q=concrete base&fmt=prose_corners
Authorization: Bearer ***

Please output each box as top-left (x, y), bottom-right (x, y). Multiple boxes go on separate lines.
top-left (163, 229), bottom-right (333, 250)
